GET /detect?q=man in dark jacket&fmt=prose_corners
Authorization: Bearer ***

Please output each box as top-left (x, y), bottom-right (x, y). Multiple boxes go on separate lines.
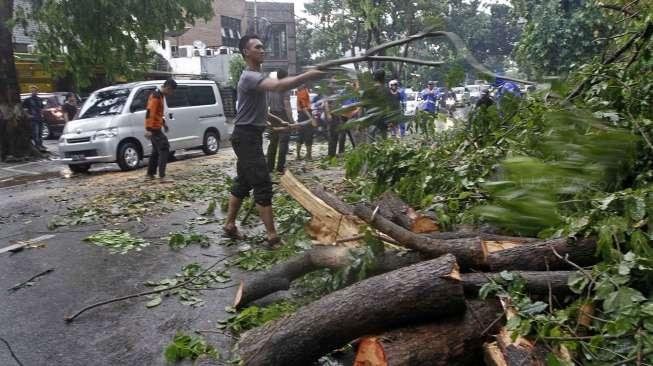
top-left (22, 85), bottom-right (46, 151)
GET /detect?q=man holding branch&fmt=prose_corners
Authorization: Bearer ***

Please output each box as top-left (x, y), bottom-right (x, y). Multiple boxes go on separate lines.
top-left (223, 34), bottom-right (324, 247)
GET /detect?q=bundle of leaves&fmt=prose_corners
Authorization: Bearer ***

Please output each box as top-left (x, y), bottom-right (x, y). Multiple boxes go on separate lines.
top-left (168, 231), bottom-right (210, 250)
top-left (220, 301), bottom-right (299, 334)
top-left (144, 262), bottom-right (231, 308)
top-left (83, 230), bottom-right (149, 254)
top-left (164, 332), bottom-right (218, 363)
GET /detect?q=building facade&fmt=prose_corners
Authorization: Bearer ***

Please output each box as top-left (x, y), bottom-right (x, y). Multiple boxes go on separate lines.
top-left (12, 0), bottom-right (37, 53)
top-left (245, 1), bottom-right (297, 75)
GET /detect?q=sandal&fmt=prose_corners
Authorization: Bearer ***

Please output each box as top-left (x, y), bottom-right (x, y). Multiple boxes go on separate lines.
top-left (222, 226), bottom-right (245, 240)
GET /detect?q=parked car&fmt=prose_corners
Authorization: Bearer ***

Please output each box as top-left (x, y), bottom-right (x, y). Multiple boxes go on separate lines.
top-left (451, 87), bottom-right (469, 106)
top-left (20, 92), bottom-right (82, 139)
top-left (57, 80), bottom-right (232, 173)
top-left (465, 85), bottom-right (482, 104)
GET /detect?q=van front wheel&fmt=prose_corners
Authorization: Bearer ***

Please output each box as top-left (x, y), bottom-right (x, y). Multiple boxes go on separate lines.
top-left (202, 131), bottom-right (219, 155)
top-left (117, 141), bottom-right (142, 171)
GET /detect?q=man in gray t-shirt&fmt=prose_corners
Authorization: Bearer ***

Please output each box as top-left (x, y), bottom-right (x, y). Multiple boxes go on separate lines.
top-left (223, 34), bottom-right (324, 247)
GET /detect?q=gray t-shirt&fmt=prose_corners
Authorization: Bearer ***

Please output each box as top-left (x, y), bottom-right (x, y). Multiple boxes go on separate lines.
top-left (267, 90), bottom-right (289, 112)
top-left (235, 69), bottom-right (268, 127)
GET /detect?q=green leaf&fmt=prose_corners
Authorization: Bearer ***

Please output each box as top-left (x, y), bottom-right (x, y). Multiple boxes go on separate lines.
top-left (602, 287), bottom-right (646, 313)
top-left (521, 301), bottom-right (548, 315)
top-left (146, 296), bottom-right (162, 308)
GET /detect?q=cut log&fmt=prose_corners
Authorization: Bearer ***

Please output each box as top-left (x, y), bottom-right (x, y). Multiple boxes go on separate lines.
top-left (237, 254), bottom-right (465, 366)
top-left (462, 271), bottom-right (573, 298)
top-left (485, 237), bottom-right (597, 271)
top-left (233, 246), bottom-right (425, 309)
top-left (374, 191), bottom-right (439, 233)
top-left (311, 184), bottom-right (356, 216)
top-left (353, 300), bottom-right (504, 366)
top-left (354, 203), bottom-right (486, 268)
top-left (280, 171), bottom-right (362, 244)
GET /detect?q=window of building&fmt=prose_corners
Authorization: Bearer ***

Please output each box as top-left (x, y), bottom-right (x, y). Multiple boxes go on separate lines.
top-left (266, 24), bottom-right (288, 60)
top-left (221, 16), bottom-right (241, 48)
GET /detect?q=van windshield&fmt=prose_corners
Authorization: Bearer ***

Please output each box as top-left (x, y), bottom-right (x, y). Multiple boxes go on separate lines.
top-left (78, 88), bottom-right (131, 119)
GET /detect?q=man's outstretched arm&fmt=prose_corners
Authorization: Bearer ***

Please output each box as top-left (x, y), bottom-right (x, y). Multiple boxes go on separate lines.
top-left (258, 69), bottom-right (324, 93)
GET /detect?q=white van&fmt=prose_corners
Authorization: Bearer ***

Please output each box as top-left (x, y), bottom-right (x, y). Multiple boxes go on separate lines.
top-left (58, 80), bottom-right (232, 173)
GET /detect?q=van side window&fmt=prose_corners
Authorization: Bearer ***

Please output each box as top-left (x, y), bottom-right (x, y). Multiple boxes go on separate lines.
top-left (130, 88), bottom-right (155, 112)
top-left (166, 86), bottom-right (190, 108)
top-left (188, 86), bottom-right (216, 106)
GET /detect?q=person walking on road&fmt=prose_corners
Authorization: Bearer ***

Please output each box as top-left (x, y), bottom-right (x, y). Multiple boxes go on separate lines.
top-left (420, 81), bottom-right (438, 114)
top-left (223, 34), bottom-right (324, 247)
top-left (144, 78), bottom-right (177, 181)
top-left (296, 83), bottom-right (314, 160)
top-left (388, 79), bottom-right (405, 137)
top-left (62, 93), bottom-right (78, 122)
top-left (22, 85), bottom-right (46, 152)
top-left (266, 68), bottom-right (294, 173)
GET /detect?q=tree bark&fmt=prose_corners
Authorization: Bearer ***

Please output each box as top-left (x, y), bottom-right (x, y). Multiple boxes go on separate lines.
top-left (374, 191), bottom-right (439, 233)
top-left (0, 0), bottom-right (35, 161)
top-left (354, 203), bottom-right (486, 269)
top-left (233, 246), bottom-right (425, 309)
top-left (462, 271), bottom-right (574, 298)
top-left (485, 237), bottom-right (597, 271)
top-left (353, 300), bottom-right (504, 366)
top-left (310, 185), bottom-right (356, 216)
top-left (237, 254), bottom-right (465, 366)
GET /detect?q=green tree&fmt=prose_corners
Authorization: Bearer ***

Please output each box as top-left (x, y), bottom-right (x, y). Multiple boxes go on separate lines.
top-left (512, 0), bottom-right (615, 77)
top-left (31, 0), bottom-right (213, 87)
top-left (0, 0), bottom-right (213, 161)
top-left (228, 55), bottom-right (245, 88)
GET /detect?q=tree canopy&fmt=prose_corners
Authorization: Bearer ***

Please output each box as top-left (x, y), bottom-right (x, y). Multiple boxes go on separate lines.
top-left (22, 0), bottom-right (214, 87)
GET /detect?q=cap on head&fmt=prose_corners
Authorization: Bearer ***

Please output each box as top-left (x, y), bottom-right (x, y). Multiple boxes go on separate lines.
top-left (428, 81), bottom-right (435, 85)
top-left (238, 34), bottom-right (261, 57)
top-left (163, 79), bottom-right (177, 89)
top-left (389, 79), bottom-right (399, 87)
top-left (30, 85), bottom-right (38, 91)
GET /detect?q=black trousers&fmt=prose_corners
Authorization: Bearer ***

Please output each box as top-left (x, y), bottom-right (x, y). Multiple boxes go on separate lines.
top-left (147, 130), bottom-right (169, 178)
top-left (231, 125), bottom-right (273, 206)
top-left (31, 119), bottom-right (43, 147)
top-left (327, 116), bottom-right (346, 157)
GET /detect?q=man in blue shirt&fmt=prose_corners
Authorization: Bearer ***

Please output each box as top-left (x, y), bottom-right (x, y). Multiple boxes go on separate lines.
top-left (420, 81), bottom-right (438, 114)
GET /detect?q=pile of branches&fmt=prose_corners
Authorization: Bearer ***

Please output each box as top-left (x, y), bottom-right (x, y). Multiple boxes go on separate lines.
top-left (232, 186), bottom-right (596, 365)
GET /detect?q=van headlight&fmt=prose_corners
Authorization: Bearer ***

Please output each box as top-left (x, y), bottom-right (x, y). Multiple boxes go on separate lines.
top-left (93, 127), bottom-right (118, 140)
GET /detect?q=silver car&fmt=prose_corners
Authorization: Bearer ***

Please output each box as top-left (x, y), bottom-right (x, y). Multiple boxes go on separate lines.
top-left (58, 80), bottom-right (231, 173)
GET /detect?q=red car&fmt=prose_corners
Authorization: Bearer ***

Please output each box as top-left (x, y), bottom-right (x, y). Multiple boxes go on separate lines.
top-left (20, 92), bottom-right (81, 139)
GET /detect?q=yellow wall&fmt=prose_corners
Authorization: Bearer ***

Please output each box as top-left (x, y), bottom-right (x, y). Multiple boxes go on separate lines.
top-left (14, 55), bottom-right (63, 93)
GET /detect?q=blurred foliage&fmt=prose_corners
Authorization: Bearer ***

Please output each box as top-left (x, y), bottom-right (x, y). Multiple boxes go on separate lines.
top-left (164, 332), bottom-right (218, 363)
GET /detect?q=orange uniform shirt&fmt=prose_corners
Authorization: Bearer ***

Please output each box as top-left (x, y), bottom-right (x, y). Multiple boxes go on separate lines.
top-left (297, 88), bottom-right (311, 113)
top-left (145, 90), bottom-right (165, 131)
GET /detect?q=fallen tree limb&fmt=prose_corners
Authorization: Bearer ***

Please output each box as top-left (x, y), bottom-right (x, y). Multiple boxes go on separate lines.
top-left (0, 336), bottom-right (24, 366)
top-left (461, 271), bottom-right (574, 298)
top-left (315, 28), bottom-right (535, 85)
top-left (354, 203), bottom-right (486, 268)
top-left (310, 185), bottom-right (355, 216)
top-left (485, 238), bottom-right (597, 271)
top-left (374, 191), bottom-right (439, 233)
top-left (281, 171), bottom-right (362, 244)
top-left (353, 300), bottom-right (504, 366)
top-left (237, 254), bottom-right (465, 366)
top-left (233, 245), bottom-right (425, 309)
top-left (65, 254), bottom-right (236, 322)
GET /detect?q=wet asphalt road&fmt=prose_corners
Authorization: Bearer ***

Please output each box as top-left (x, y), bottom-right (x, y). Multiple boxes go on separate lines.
top-left (0, 148), bottom-right (241, 366)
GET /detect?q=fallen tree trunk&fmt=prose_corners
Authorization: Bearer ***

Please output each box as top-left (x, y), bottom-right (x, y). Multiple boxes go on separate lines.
top-left (374, 191), bottom-right (439, 233)
top-left (353, 300), bottom-right (504, 366)
top-left (311, 185), bottom-right (356, 216)
top-left (461, 271), bottom-right (573, 298)
top-left (237, 254), bottom-right (465, 366)
top-left (485, 237), bottom-right (597, 271)
top-left (355, 203), bottom-right (597, 271)
top-left (233, 246), bottom-right (425, 309)
top-left (354, 203), bottom-right (486, 268)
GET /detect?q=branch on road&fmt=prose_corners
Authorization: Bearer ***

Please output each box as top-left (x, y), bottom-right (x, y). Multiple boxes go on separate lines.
top-left (64, 254), bottom-right (237, 323)
top-left (7, 268), bottom-right (55, 293)
top-left (0, 336), bottom-right (24, 366)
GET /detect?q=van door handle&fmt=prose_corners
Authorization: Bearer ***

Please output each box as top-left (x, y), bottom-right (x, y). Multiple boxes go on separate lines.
top-left (199, 114), bottom-right (220, 119)
top-left (168, 113), bottom-right (174, 120)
